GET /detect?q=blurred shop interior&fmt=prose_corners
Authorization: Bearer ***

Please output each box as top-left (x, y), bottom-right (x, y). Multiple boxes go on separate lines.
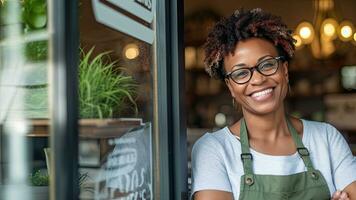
top-left (184, 0), bottom-right (356, 170)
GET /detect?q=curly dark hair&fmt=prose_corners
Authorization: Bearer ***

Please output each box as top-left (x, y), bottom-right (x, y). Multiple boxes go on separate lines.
top-left (204, 8), bottom-right (296, 80)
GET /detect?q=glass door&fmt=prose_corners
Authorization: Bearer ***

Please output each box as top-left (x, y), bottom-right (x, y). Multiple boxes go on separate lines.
top-left (1, 0), bottom-right (51, 199)
top-left (78, 1), bottom-right (156, 199)
top-left (77, 1), bottom-right (187, 199)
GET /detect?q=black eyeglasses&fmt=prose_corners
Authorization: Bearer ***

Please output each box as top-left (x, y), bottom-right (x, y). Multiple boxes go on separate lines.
top-left (225, 56), bottom-right (285, 84)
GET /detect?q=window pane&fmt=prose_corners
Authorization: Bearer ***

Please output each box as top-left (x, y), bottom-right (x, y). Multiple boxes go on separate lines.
top-left (78, 1), bottom-right (155, 199)
top-left (0, 0), bottom-right (50, 199)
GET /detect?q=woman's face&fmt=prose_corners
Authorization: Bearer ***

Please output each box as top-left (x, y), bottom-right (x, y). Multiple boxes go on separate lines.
top-left (224, 38), bottom-right (289, 115)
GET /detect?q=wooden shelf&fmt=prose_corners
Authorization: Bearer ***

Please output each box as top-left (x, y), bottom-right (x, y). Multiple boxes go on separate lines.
top-left (26, 118), bottom-right (143, 138)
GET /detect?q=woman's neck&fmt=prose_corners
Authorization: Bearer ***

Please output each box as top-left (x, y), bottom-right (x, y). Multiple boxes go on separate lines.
top-left (241, 107), bottom-right (289, 142)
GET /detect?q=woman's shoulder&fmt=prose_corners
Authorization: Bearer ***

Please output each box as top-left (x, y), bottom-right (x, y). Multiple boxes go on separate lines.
top-left (192, 127), bottom-right (233, 152)
top-left (302, 119), bottom-right (338, 132)
top-left (301, 119), bottom-right (342, 142)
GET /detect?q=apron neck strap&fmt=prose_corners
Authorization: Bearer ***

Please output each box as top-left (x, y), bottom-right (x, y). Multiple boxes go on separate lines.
top-left (240, 118), bottom-right (254, 175)
top-left (239, 117), bottom-right (315, 175)
top-left (286, 117), bottom-right (314, 171)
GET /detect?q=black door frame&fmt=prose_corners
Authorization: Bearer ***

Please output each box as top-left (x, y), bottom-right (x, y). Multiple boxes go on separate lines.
top-left (50, 0), bottom-right (79, 199)
top-left (156, 0), bottom-right (187, 199)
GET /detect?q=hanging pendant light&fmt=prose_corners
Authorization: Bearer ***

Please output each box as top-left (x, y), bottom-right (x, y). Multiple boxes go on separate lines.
top-left (294, 0), bottom-right (355, 59)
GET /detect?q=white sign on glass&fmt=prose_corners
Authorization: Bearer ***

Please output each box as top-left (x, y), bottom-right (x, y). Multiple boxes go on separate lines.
top-left (92, 0), bottom-right (155, 44)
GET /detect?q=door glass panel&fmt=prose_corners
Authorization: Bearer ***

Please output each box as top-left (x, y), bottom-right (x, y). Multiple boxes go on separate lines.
top-left (0, 0), bottom-right (50, 199)
top-left (78, 1), bottom-right (155, 199)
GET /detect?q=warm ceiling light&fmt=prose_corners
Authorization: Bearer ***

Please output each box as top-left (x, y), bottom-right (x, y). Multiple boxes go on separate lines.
top-left (294, 1), bottom-right (355, 59)
top-left (124, 43), bottom-right (139, 60)
top-left (321, 18), bottom-right (338, 39)
top-left (324, 23), bottom-right (335, 36)
top-left (297, 22), bottom-right (314, 44)
top-left (300, 27), bottom-right (312, 39)
top-left (338, 21), bottom-right (354, 41)
top-left (293, 34), bottom-right (303, 48)
top-left (341, 26), bottom-right (352, 38)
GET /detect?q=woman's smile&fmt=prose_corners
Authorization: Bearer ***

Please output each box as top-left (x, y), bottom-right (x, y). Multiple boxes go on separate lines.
top-left (249, 87), bottom-right (275, 101)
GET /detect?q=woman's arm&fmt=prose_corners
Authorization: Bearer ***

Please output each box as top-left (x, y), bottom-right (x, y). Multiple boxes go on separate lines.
top-left (194, 190), bottom-right (233, 200)
top-left (332, 190), bottom-right (352, 200)
top-left (191, 135), bottom-right (234, 200)
top-left (343, 181), bottom-right (356, 200)
top-left (325, 124), bottom-right (356, 199)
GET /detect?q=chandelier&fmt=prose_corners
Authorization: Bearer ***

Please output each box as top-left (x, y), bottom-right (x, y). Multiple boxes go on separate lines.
top-left (293, 0), bottom-right (356, 59)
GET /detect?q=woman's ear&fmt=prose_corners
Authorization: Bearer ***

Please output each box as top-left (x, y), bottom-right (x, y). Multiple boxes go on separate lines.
top-left (225, 78), bottom-right (229, 85)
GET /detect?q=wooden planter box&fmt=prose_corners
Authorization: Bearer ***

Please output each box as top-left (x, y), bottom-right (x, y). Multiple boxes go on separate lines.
top-left (27, 118), bottom-right (143, 167)
top-left (28, 118), bottom-right (142, 137)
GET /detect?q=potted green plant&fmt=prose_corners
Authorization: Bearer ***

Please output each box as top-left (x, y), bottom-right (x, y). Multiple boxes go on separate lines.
top-left (79, 48), bottom-right (137, 119)
top-left (27, 170), bottom-right (49, 200)
top-left (27, 167), bottom-right (91, 199)
top-left (24, 46), bottom-right (140, 133)
top-left (77, 48), bottom-right (141, 168)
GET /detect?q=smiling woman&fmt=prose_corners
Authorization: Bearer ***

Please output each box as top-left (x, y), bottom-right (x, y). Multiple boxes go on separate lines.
top-left (224, 39), bottom-right (289, 116)
top-left (191, 8), bottom-right (356, 200)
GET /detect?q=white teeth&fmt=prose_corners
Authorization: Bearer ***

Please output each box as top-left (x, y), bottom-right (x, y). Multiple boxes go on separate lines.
top-left (251, 88), bottom-right (273, 97)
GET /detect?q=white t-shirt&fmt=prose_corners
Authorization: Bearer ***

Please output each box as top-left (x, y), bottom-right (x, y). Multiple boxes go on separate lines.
top-left (191, 119), bottom-right (356, 199)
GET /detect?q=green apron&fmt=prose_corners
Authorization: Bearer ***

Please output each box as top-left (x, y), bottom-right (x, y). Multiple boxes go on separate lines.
top-left (238, 118), bottom-right (331, 200)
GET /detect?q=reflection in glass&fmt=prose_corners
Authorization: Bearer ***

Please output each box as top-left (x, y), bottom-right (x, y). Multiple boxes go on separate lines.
top-left (78, 1), bottom-right (155, 199)
top-left (1, 0), bottom-right (50, 199)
